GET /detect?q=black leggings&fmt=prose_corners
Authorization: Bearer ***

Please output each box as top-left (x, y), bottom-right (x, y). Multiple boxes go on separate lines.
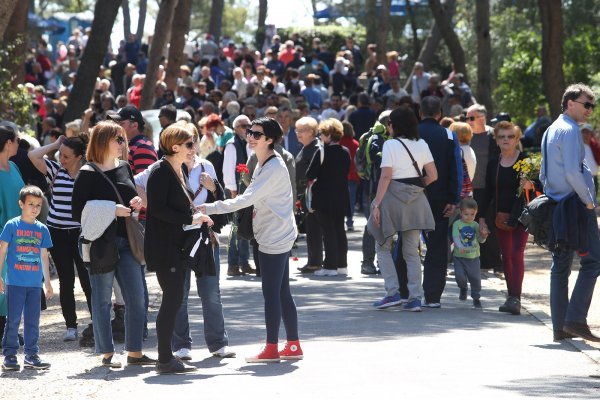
top-left (317, 211), bottom-right (347, 269)
top-left (49, 227), bottom-right (92, 329)
top-left (259, 251), bottom-right (298, 344)
top-left (155, 265), bottom-right (187, 363)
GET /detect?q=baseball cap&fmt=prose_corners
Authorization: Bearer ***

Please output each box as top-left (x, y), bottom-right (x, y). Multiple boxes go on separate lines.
top-left (107, 105), bottom-right (145, 130)
top-left (580, 123), bottom-right (594, 132)
top-left (490, 112), bottom-right (511, 125)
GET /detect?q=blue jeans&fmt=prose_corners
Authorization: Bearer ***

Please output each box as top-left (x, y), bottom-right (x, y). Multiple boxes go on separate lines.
top-left (361, 179), bottom-right (375, 264)
top-left (89, 237), bottom-right (146, 354)
top-left (2, 285), bottom-right (41, 357)
top-left (227, 231), bottom-right (249, 267)
top-left (172, 246), bottom-right (229, 353)
top-left (346, 180), bottom-right (358, 228)
top-left (550, 209), bottom-right (600, 330)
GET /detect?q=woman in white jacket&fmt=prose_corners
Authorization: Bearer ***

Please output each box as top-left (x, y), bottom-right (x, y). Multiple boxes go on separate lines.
top-left (199, 117), bottom-right (302, 363)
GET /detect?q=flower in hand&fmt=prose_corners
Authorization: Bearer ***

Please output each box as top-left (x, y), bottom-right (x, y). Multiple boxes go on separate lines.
top-left (236, 163), bottom-right (249, 175)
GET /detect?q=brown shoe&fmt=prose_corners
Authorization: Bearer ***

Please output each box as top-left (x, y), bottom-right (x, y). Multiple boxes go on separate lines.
top-left (227, 266), bottom-right (242, 276)
top-left (241, 264), bottom-right (257, 274)
top-left (563, 322), bottom-right (600, 342)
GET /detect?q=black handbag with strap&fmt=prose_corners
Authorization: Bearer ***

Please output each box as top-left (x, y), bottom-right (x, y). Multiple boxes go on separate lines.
top-left (395, 138), bottom-right (426, 187)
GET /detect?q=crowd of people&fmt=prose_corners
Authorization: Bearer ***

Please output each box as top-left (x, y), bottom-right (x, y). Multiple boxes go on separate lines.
top-left (0, 30), bottom-right (599, 373)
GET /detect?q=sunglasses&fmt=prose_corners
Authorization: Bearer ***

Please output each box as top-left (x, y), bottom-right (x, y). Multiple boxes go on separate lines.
top-left (115, 136), bottom-right (126, 145)
top-left (238, 124), bottom-right (251, 129)
top-left (573, 100), bottom-right (595, 110)
top-left (497, 134), bottom-right (516, 140)
top-left (466, 115), bottom-right (481, 122)
top-left (246, 129), bottom-right (265, 140)
top-left (181, 141), bottom-right (196, 149)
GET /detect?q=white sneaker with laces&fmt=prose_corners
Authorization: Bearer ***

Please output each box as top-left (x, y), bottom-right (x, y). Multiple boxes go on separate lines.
top-left (212, 346), bottom-right (236, 358)
top-left (64, 328), bottom-right (77, 342)
top-left (337, 268), bottom-right (348, 275)
top-left (314, 268), bottom-right (338, 276)
top-left (174, 348), bottom-right (192, 361)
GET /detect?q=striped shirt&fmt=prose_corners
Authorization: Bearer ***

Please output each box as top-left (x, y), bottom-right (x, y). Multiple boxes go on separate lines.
top-left (128, 134), bottom-right (158, 174)
top-left (44, 159), bottom-right (79, 229)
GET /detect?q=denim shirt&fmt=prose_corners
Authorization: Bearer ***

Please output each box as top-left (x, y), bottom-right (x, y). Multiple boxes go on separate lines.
top-left (540, 114), bottom-right (596, 206)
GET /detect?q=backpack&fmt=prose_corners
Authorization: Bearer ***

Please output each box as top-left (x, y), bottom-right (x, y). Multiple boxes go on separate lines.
top-left (355, 121), bottom-right (388, 180)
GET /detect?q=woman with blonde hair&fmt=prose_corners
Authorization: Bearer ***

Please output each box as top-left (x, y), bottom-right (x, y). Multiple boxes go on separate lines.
top-left (450, 121), bottom-right (476, 198)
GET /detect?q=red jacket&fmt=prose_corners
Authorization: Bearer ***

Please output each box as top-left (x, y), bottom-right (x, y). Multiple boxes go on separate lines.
top-left (590, 137), bottom-right (600, 164)
top-left (340, 136), bottom-right (360, 182)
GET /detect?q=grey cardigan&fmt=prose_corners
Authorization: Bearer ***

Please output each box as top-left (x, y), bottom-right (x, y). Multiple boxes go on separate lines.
top-left (367, 180), bottom-right (435, 245)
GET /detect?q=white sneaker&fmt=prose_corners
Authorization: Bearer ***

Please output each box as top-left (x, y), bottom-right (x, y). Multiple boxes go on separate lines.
top-left (212, 346), bottom-right (236, 358)
top-left (314, 268), bottom-right (338, 276)
top-left (174, 348), bottom-right (192, 361)
top-left (63, 328), bottom-right (77, 342)
top-left (337, 268), bottom-right (348, 275)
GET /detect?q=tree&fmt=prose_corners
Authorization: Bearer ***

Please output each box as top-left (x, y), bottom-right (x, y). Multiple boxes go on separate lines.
top-left (122, 0), bottom-right (131, 37)
top-left (428, 0), bottom-right (467, 80)
top-left (255, 0), bottom-right (268, 51)
top-left (165, 0), bottom-right (192, 91)
top-left (0, 0), bottom-right (19, 41)
top-left (63, 0), bottom-right (122, 123)
top-left (475, 0), bottom-right (493, 115)
top-left (538, 0), bottom-right (565, 118)
top-left (208, 0), bottom-right (224, 44)
top-left (375, 0), bottom-right (391, 65)
top-left (139, 0), bottom-right (178, 111)
top-left (122, 0), bottom-right (147, 40)
top-left (406, 0), bottom-right (420, 60)
top-left (365, 0), bottom-right (377, 46)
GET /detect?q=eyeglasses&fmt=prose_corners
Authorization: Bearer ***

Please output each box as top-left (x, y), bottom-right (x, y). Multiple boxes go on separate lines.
top-left (466, 115), bottom-right (481, 122)
top-left (181, 141), bottom-right (196, 149)
top-left (115, 136), bottom-right (126, 145)
top-left (246, 129), bottom-right (265, 140)
top-left (573, 100), bottom-right (596, 110)
top-left (237, 124), bottom-right (251, 129)
top-left (497, 134), bottom-right (516, 140)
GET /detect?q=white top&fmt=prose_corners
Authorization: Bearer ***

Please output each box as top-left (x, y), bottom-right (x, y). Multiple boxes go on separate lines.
top-left (460, 144), bottom-right (477, 180)
top-left (381, 138), bottom-right (434, 180)
top-left (223, 137), bottom-right (251, 191)
top-left (584, 143), bottom-right (598, 176)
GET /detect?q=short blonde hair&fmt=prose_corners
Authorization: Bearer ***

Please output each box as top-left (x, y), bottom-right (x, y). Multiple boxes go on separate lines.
top-left (318, 118), bottom-right (344, 142)
top-left (295, 116), bottom-right (318, 136)
top-left (160, 122), bottom-right (195, 156)
top-left (86, 121), bottom-right (126, 163)
top-left (450, 122), bottom-right (473, 144)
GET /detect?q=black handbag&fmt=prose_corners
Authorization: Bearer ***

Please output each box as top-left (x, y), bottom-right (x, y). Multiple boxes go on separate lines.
top-left (236, 206), bottom-right (254, 240)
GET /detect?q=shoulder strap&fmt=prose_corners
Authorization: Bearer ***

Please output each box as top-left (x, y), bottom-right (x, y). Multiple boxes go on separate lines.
top-left (395, 138), bottom-right (423, 178)
top-left (193, 161), bottom-right (205, 200)
top-left (87, 162), bottom-right (126, 206)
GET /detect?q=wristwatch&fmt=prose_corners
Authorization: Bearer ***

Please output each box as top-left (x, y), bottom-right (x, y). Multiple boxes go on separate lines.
top-left (371, 203), bottom-right (379, 209)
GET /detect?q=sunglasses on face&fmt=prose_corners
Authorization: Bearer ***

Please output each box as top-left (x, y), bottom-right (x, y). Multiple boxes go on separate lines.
top-left (246, 129), bottom-right (265, 140)
top-left (466, 115), bottom-right (480, 122)
top-left (115, 136), bottom-right (126, 145)
top-left (181, 141), bottom-right (196, 149)
top-left (238, 124), bottom-right (251, 129)
top-left (497, 134), bottom-right (516, 140)
top-left (573, 100), bottom-right (595, 110)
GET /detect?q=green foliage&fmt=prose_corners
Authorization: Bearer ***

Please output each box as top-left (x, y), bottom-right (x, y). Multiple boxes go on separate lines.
top-left (0, 37), bottom-right (33, 129)
top-left (276, 25), bottom-right (366, 55)
top-left (563, 25), bottom-right (600, 85)
top-left (190, 0), bottom-right (248, 44)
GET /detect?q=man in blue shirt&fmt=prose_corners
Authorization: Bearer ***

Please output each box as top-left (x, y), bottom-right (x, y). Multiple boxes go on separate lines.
top-left (540, 83), bottom-right (600, 342)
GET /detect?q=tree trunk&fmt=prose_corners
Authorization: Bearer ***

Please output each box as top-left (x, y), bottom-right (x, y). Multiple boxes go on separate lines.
top-left (375, 0), bottom-right (391, 65)
top-left (4, 0), bottom-right (28, 87)
top-left (365, 0), bottom-right (377, 46)
top-left (122, 0), bottom-right (131, 38)
top-left (428, 0), bottom-right (467, 80)
top-left (406, 0), bottom-right (420, 60)
top-left (139, 0), bottom-right (178, 111)
top-left (538, 0), bottom-right (565, 119)
top-left (63, 0), bottom-right (122, 124)
top-left (136, 0), bottom-right (147, 40)
top-left (165, 0), bottom-right (192, 91)
top-left (255, 0), bottom-right (268, 52)
top-left (404, 0), bottom-right (455, 89)
top-left (475, 0), bottom-right (493, 115)
top-left (208, 0), bottom-right (224, 44)
top-left (0, 0), bottom-right (19, 41)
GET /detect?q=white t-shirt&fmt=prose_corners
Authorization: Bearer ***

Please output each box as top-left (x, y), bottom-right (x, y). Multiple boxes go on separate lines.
top-left (584, 143), bottom-right (598, 176)
top-left (460, 144), bottom-right (477, 180)
top-left (381, 138), bottom-right (434, 179)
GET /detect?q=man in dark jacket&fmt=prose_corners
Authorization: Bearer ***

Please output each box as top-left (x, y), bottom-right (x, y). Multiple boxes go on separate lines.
top-left (418, 96), bottom-right (459, 308)
top-left (349, 93), bottom-right (376, 141)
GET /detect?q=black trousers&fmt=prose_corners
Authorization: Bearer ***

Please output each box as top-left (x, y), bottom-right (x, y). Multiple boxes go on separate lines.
top-left (317, 210), bottom-right (347, 269)
top-left (423, 214), bottom-right (449, 304)
top-left (473, 189), bottom-right (503, 271)
top-left (155, 265), bottom-right (187, 363)
top-left (304, 211), bottom-right (323, 266)
top-left (49, 227), bottom-right (92, 329)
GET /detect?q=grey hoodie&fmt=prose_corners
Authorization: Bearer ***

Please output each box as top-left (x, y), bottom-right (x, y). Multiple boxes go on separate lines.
top-left (203, 154), bottom-right (297, 254)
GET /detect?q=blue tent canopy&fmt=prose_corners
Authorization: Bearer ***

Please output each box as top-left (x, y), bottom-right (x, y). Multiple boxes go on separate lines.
top-left (315, 0), bottom-right (427, 20)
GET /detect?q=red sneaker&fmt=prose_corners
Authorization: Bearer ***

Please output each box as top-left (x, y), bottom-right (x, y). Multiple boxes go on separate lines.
top-left (279, 340), bottom-right (304, 360)
top-left (245, 343), bottom-right (280, 363)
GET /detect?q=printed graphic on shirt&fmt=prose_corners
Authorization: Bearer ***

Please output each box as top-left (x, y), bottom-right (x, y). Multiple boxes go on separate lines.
top-left (459, 225), bottom-right (476, 247)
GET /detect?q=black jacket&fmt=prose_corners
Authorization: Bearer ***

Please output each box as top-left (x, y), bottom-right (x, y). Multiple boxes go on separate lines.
top-left (550, 192), bottom-right (589, 254)
top-left (306, 142), bottom-right (350, 217)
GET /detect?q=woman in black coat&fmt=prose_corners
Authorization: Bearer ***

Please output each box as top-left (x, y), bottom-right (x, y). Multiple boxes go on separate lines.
top-left (145, 123), bottom-right (212, 374)
top-left (307, 118), bottom-right (351, 277)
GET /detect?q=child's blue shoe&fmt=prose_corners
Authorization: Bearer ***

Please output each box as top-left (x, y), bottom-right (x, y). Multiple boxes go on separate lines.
top-left (2, 355), bottom-right (20, 371)
top-left (24, 354), bottom-right (50, 370)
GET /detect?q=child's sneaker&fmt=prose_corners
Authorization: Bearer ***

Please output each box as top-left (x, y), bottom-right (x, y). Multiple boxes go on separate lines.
top-left (24, 354), bottom-right (50, 370)
top-left (403, 298), bottom-right (422, 312)
top-left (473, 299), bottom-right (482, 309)
top-left (245, 343), bottom-right (280, 363)
top-left (373, 293), bottom-right (402, 309)
top-left (2, 355), bottom-right (20, 371)
top-left (279, 340), bottom-right (304, 360)
top-left (459, 288), bottom-right (467, 301)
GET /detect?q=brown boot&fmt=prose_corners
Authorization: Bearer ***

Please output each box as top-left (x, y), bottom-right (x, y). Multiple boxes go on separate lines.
top-left (241, 264), bottom-right (257, 275)
top-left (227, 266), bottom-right (242, 276)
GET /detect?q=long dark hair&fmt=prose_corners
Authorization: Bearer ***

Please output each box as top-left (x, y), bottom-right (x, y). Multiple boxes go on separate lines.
top-left (0, 126), bottom-right (17, 152)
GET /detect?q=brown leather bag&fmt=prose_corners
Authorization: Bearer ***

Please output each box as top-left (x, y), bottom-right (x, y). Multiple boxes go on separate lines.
top-left (495, 212), bottom-right (515, 231)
